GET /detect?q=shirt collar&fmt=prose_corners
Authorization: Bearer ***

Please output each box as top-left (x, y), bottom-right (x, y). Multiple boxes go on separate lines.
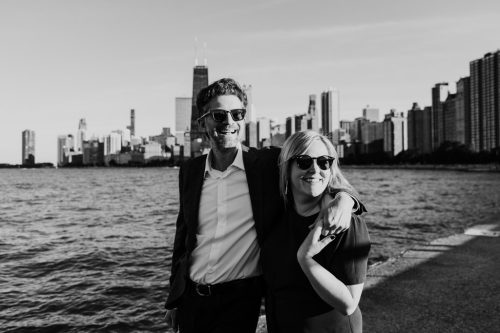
top-left (204, 143), bottom-right (245, 177)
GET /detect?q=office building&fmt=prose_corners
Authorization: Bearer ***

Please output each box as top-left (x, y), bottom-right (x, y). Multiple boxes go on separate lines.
top-left (308, 94), bottom-right (319, 132)
top-left (175, 97), bottom-right (191, 146)
top-left (431, 83), bottom-right (449, 150)
top-left (363, 105), bottom-right (379, 122)
top-left (75, 118), bottom-right (87, 153)
top-left (126, 109), bottom-right (135, 137)
top-left (455, 77), bottom-right (471, 146)
top-left (104, 132), bottom-right (122, 156)
top-left (470, 50), bottom-right (500, 152)
top-left (190, 65), bottom-right (209, 157)
top-left (22, 130), bottom-right (35, 165)
top-left (243, 84), bottom-right (255, 122)
top-left (321, 88), bottom-right (340, 139)
top-left (257, 117), bottom-right (271, 148)
top-left (383, 110), bottom-right (407, 156)
top-left (246, 121), bottom-right (258, 148)
top-left (408, 103), bottom-right (433, 154)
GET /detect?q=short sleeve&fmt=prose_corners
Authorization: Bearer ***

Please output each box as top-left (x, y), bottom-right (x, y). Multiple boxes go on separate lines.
top-left (329, 215), bottom-right (371, 285)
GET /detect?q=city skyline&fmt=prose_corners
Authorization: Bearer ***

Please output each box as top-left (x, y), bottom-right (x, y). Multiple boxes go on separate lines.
top-left (1, 0), bottom-right (500, 164)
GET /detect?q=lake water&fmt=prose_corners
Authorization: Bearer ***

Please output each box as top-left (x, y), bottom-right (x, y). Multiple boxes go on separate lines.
top-left (1, 167), bottom-right (499, 332)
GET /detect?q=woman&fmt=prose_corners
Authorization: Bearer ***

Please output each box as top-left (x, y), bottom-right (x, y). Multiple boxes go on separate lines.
top-left (262, 130), bottom-right (370, 333)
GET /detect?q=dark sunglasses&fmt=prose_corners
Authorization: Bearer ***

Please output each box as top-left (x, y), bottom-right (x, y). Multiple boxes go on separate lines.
top-left (198, 108), bottom-right (246, 123)
top-left (293, 155), bottom-right (335, 171)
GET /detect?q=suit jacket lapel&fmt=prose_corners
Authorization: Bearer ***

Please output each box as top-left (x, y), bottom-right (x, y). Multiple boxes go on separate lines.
top-left (242, 147), bottom-right (264, 243)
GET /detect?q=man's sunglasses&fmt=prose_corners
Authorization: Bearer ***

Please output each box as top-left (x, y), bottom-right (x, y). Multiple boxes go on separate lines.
top-left (293, 155), bottom-right (335, 171)
top-left (197, 108), bottom-right (246, 123)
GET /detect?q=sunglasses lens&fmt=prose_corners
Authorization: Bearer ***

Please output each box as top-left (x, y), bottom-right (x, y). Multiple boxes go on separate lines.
top-left (295, 155), bottom-right (333, 170)
top-left (212, 110), bottom-right (227, 122)
top-left (231, 109), bottom-right (246, 121)
top-left (317, 156), bottom-right (332, 170)
top-left (296, 156), bottom-right (313, 170)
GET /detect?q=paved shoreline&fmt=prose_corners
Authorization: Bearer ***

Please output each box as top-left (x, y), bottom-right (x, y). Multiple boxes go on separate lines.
top-left (256, 223), bottom-right (500, 332)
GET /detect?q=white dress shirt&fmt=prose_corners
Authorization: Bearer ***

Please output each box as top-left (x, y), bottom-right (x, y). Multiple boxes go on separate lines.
top-left (189, 145), bottom-right (262, 284)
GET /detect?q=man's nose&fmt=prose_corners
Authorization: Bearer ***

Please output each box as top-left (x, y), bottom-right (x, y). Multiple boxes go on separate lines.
top-left (223, 111), bottom-right (236, 125)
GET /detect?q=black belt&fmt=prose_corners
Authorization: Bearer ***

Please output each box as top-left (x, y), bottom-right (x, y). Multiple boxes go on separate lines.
top-left (187, 276), bottom-right (261, 297)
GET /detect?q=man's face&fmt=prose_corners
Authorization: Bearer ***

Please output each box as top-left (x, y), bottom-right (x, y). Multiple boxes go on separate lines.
top-left (201, 95), bottom-right (245, 151)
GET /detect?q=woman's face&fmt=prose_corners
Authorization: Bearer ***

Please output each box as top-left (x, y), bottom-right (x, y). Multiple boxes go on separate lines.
top-left (289, 140), bottom-right (331, 200)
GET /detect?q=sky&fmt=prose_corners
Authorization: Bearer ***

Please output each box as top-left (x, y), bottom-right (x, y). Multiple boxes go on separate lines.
top-left (1, 0), bottom-right (499, 164)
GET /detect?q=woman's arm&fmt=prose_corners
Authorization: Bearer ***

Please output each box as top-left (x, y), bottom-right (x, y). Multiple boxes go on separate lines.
top-left (297, 221), bottom-right (365, 315)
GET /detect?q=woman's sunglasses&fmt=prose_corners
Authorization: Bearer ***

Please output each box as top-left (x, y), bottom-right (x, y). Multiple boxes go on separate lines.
top-left (293, 155), bottom-right (335, 171)
top-left (197, 108), bottom-right (246, 123)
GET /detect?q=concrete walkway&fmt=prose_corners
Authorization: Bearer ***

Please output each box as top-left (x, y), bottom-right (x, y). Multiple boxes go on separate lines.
top-left (361, 223), bottom-right (500, 333)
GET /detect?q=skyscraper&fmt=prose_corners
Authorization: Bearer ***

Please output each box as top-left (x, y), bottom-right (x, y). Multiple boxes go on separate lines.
top-left (190, 65), bottom-right (209, 157)
top-left (470, 50), bottom-right (500, 152)
top-left (127, 109), bottom-right (135, 137)
top-left (363, 105), bottom-right (379, 122)
top-left (175, 97), bottom-right (191, 146)
top-left (383, 110), bottom-right (407, 156)
top-left (456, 77), bottom-right (471, 146)
top-left (431, 83), bottom-right (449, 151)
top-left (75, 118), bottom-right (87, 153)
top-left (321, 88), bottom-right (340, 141)
top-left (308, 94), bottom-right (319, 132)
top-left (22, 130), bottom-right (35, 165)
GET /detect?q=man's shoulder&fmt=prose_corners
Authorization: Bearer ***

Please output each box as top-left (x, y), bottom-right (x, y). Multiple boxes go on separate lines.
top-left (245, 146), bottom-right (281, 159)
top-left (179, 154), bottom-right (207, 172)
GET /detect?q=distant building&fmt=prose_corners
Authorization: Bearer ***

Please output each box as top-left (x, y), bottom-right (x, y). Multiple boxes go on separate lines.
top-left (175, 97), bottom-right (191, 146)
top-left (257, 117), bottom-right (271, 148)
top-left (443, 93), bottom-right (458, 143)
top-left (103, 131), bottom-right (122, 156)
top-left (75, 118), bottom-right (87, 153)
top-left (83, 139), bottom-right (104, 166)
top-left (362, 105), bottom-right (379, 122)
top-left (455, 77), bottom-right (471, 146)
top-left (470, 50), bottom-right (500, 152)
top-left (285, 116), bottom-right (294, 139)
top-left (190, 65), bottom-right (209, 157)
top-left (407, 103), bottom-right (433, 154)
top-left (383, 110), bottom-right (407, 156)
top-left (243, 84), bottom-right (255, 122)
top-left (308, 94), bottom-right (319, 132)
top-left (126, 109), bottom-right (135, 137)
top-left (321, 88), bottom-right (340, 139)
top-left (246, 121), bottom-right (258, 148)
top-left (22, 130), bottom-right (35, 166)
top-left (431, 83), bottom-right (449, 150)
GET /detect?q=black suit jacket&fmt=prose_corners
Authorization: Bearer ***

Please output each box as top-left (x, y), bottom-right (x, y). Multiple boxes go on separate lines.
top-left (165, 146), bottom-right (283, 309)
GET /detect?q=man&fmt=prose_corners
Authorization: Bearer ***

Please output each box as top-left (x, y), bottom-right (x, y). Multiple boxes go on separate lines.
top-left (165, 78), bottom-right (359, 333)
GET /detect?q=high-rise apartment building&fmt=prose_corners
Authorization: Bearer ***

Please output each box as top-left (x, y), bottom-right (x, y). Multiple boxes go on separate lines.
top-left (455, 77), bottom-right (471, 146)
top-left (443, 93), bottom-right (458, 143)
top-left (75, 118), bottom-right (87, 153)
top-left (243, 84), bottom-right (255, 122)
top-left (431, 83), bottom-right (449, 150)
top-left (321, 88), bottom-right (340, 139)
top-left (362, 105), bottom-right (379, 122)
top-left (383, 110), bottom-right (407, 156)
top-left (190, 65), bottom-right (209, 157)
top-left (175, 97), bottom-right (191, 146)
top-left (407, 103), bottom-right (433, 154)
top-left (22, 129), bottom-right (35, 165)
top-left (308, 94), bottom-right (319, 132)
top-left (470, 50), bottom-right (500, 152)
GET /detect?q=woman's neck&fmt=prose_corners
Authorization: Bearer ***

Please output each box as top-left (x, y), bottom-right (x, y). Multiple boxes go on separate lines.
top-left (292, 191), bottom-right (322, 217)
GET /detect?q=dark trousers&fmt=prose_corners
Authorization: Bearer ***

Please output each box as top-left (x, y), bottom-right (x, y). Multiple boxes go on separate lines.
top-left (178, 277), bottom-right (263, 333)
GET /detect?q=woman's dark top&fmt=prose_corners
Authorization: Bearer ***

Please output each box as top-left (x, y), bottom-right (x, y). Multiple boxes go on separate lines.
top-left (261, 207), bottom-right (371, 333)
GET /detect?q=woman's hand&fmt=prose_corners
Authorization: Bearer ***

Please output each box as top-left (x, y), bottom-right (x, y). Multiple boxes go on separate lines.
top-left (298, 220), bottom-right (335, 260)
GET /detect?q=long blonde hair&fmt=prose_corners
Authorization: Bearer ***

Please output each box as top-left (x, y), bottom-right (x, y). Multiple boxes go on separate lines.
top-left (278, 130), bottom-right (357, 206)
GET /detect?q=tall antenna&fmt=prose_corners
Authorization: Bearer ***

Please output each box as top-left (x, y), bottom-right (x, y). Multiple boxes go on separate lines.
top-left (203, 42), bottom-right (207, 66)
top-left (194, 37), bottom-right (199, 66)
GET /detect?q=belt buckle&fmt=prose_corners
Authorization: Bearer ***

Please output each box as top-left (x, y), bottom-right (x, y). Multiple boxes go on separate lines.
top-left (195, 283), bottom-right (211, 296)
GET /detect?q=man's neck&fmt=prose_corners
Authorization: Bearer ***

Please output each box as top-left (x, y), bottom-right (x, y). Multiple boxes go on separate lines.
top-left (210, 146), bottom-right (238, 171)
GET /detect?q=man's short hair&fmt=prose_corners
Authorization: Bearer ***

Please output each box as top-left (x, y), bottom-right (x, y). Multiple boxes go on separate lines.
top-left (196, 78), bottom-right (248, 117)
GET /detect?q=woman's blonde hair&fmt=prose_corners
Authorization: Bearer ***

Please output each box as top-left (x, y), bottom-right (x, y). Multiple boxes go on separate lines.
top-left (278, 130), bottom-right (357, 205)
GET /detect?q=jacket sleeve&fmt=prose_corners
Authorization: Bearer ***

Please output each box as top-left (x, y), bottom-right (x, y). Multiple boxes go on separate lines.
top-left (166, 164), bottom-right (188, 308)
top-left (328, 187), bottom-right (367, 215)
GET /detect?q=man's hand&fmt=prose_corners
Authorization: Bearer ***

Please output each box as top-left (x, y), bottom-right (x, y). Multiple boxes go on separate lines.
top-left (314, 192), bottom-right (354, 236)
top-left (165, 308), bottom-right (179, 332)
